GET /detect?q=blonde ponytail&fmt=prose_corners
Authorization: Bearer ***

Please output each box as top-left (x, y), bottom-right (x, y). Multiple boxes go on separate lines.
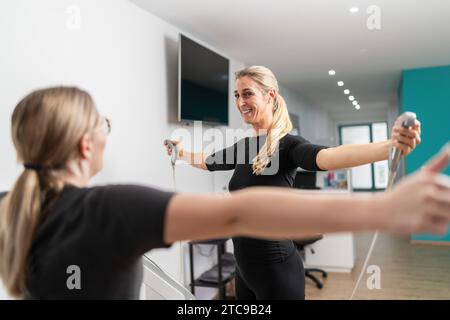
top-left (0, 87), bottom-right (99, 298)
top-left (0, 170), bottom-right (42, 296)
top-left (235, 66), bottom-right (293, 175)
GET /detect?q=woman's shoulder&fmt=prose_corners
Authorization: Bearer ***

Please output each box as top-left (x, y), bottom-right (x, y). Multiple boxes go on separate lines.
top-left (76, 183), bottom-right (172, 196)
top-left (281, 134), bottom-right (311, 146)
top-left (60, 184), bottom-right (174, 208)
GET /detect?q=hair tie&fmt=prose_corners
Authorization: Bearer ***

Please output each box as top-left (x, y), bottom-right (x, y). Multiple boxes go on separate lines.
top-left (24, 164), bottom-right (43, 171)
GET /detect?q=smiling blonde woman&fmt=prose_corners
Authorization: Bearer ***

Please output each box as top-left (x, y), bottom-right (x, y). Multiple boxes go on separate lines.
top-left (164, 66), bottom-right (424, 300)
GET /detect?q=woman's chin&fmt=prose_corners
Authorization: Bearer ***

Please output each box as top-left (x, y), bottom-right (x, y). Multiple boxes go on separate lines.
top-left (241, 115), bottom-right (255, 124)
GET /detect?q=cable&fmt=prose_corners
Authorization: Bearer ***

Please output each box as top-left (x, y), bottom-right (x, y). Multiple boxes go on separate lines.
top-left (164, 140), bottom-right (186, 286)
top-left (349, 112), bottom-right (416, 300)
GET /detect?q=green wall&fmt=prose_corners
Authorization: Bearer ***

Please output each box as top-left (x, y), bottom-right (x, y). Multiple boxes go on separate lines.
top-left (400, 65), bottom-right (450, 243)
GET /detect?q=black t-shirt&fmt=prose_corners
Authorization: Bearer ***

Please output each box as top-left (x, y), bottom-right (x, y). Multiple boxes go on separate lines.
top-left (205, 134), bottom-right (328, 264)
top-left (25, 185), bottom-right (174, 299)
top-left (206, 134), bottom-right (327, 191)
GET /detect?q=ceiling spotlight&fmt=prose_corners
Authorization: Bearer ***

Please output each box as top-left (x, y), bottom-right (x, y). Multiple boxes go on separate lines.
top-left (349, 95), bottom-right (355, 101)
top-left (352, 100), bottom-right (358, 106)
top-left (337, 81), bottom-right (344, 87)
top-left (328, 70), bottom-right (336, 76)
top-left (344, 89), bottom-right (350, 95)
top-left (349, 7), bottom-right (359, 13)
top-left (355, 105), bottom-right (361, 110)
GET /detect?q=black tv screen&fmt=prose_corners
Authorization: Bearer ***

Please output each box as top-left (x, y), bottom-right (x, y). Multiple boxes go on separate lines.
top-left (179, 35), bottom-right (229, 125)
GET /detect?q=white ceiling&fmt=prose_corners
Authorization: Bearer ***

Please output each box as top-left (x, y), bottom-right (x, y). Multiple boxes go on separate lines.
top-left (130, 0), bottom-right (450, 120)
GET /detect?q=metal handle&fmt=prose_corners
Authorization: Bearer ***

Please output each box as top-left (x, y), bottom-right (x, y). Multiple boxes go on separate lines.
top-left (164, 139), bottom-right (178, 166)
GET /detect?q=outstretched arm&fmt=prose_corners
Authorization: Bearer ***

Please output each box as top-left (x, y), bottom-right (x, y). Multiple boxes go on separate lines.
top-left (316, 140), bottom-right (391, 170)
top-left (316, 120), bottom-right (421, 171)
top-left (164, 148), bottom-right (450, 243)
top-left (164, 139), bottom-right (237, 172)
top-left (179, 150), bottom-right (208, 170)
top-left (164, 140), bottom-right (208, 170)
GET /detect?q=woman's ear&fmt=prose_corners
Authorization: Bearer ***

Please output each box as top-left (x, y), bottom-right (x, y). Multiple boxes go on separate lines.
top-left (267, 89), bottom-right (277, 103)
top-left (79, 133), bottom-right (93, 160)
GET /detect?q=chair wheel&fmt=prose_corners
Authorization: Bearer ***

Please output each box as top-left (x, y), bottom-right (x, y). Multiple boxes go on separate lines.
top-left (316, 283), bottom-right (323, 289)
top-left (322, 273), bottom-right (328, 279)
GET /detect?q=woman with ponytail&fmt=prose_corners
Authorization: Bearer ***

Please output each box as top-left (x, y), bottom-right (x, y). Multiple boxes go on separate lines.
top-left (165, 66), bottom-right (423, 300)
top-left (1, 86), bottom-right (446, 300)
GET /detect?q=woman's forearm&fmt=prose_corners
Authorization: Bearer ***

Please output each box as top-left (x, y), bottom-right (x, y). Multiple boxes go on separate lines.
top-left (179, 150), bottom-right (208, 170)
top-left (230, 188), bottom-right (386, 239)
top-left (317, 140), bottom-right (391, 170)
top-left (164, 187), bottom-right (387, 243)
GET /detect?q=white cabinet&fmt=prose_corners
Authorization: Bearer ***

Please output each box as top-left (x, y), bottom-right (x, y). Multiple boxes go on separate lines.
top-left (297, 190), bottom-right (355, 273)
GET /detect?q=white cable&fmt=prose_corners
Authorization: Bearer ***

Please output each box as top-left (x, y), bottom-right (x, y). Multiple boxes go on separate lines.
top-left (349, 230), bottom-right (379, 299)
top-left (349, 161), bottom-right (398, 299)
top-left (171, 157), bottom-right (187, 288)
top-left (164, 139), bottom-right (186, 287)
top-left (349, 113), bottom-right (415, 299)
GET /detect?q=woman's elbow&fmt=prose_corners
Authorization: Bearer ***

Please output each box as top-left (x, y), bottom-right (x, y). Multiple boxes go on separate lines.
top-left (316, 149), bottom-right (332, 171)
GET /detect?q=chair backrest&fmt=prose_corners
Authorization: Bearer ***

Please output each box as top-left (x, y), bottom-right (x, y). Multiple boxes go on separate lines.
top-left (294, 171), bottom-right (318, 189)
top-left (293, 234), bottom-right (324, 250)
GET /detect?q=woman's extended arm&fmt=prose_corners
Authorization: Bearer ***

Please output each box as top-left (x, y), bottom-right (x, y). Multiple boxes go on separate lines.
top-left (164, 139), bottom-right (237, 172)
top-left (164, 140), bottom-right (208, 170)
top-left (316, 119), bottom-right (421, 171)
top-left (164, 148), bottom-right (450, 244)
top-left (316, 140), bottom-right (391, 170)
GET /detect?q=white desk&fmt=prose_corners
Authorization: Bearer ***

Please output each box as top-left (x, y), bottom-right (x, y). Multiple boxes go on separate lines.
top-left (296, 189), bottom-right (355, 273)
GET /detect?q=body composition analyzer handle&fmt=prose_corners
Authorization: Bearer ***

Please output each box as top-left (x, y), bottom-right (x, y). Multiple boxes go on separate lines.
top-left (164, 139), bottom-right (178, 167)
top-left (388, 112), bottom-right (417, 187)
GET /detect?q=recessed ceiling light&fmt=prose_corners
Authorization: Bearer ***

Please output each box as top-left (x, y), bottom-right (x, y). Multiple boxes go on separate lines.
top-left (355, 105), bottom-right (361, 110)
top-left (352, 100), bottom-right (358, 106)
top-left (349, 95), bottom-right (355, 101)
top-left (344, 89), bottom-right (350, 95)
top-left (337, 81), bottom-right (344, 86)
top-left (349, 7), bottom-right (359, 13)
top-left (328, 70), bottom-right (336, 76)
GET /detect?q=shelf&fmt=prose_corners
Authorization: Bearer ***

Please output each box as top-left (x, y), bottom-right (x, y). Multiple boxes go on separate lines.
top-left (189, 240), bottom-right (235, 300)
top-left (192, 276), bottom-right (234, 288)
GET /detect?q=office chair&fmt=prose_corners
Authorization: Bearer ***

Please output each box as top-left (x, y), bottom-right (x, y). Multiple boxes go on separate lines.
top-left (294, 235), bottom-right (328, 289)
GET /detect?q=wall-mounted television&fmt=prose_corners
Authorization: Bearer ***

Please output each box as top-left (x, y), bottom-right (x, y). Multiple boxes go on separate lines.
top-left (178, 34), bottom-right (229, 125)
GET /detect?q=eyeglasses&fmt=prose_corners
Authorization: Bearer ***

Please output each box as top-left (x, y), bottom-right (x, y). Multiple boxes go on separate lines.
top-left (104, 117), bottom-right (111, 135)
top-left (97, 117), bottom-right (111, 135)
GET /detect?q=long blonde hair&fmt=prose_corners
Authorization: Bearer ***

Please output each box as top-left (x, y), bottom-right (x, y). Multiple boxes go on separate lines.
top-left (235, 66), bottom-right (293, 175)
top-left (0, 87), bottom-right (99, 298)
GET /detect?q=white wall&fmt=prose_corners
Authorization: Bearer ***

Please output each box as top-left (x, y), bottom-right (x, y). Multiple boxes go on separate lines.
top-left (282, 87), bottom-right (334, 146)
top-left (0, 0), bottom-right (331, 299)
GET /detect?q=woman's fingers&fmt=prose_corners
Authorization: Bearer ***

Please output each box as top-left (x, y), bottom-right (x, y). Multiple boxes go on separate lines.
top-left (392, 126), bottom-right (421, 155)
top-left (413, 120), bottom-right (421, 134)
top-left (422, 146), bottom-right (450, 173)
top-left (421, 217), bottom-right (449, 235)
top-left (393, 128), bottom-right (421, 146)
top-left (417, 174), bottom-right (450, 234)
top-left (393, 126), bottom-right (416, 139)
top-left (396, 126), bottom-right (421, 144)
top-left (394, 134), bottom-right (416, 149)
top-left (164, 140), bottom-right (183, 159)
top-left (164, 140), bottom-right (178, 155)
top-left (392, 140), bottom-right (412, 155)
